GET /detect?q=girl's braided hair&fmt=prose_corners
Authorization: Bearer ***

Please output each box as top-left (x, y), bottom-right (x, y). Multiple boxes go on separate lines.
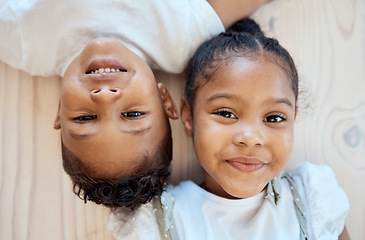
top-left (185, 18), bottom-right (298, 106)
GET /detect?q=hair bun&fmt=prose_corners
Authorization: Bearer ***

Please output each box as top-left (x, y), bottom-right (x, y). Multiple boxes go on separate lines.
top-left (226, 18), bottom-right (264, 38)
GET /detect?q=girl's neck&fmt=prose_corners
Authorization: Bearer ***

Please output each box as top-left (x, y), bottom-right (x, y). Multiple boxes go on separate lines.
top-left (199, 181), bottom-right (241, 199)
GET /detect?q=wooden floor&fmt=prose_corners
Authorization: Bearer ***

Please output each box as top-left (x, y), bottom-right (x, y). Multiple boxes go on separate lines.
top-left (1, 0), bottom-right (364, 239)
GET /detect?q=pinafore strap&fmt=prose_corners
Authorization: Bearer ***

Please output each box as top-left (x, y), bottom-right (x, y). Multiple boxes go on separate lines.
top-left (282, 172), bottom-right (309, 240)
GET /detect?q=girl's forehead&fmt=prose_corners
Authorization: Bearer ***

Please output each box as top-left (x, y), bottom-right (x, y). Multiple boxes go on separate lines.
top-left (210, 56), bottom-right (290, 82)
top-left (197, 57), bottom-right (296, 100)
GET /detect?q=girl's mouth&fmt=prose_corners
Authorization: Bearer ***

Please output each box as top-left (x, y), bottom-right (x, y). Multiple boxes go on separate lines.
top-left (225, 157), bottom-right (265, 172)
top-left (227, 161), bottom-right (264, 172)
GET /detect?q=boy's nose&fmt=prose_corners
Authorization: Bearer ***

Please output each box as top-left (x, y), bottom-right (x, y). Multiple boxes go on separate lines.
top-left (90, 87), bottom-right (121, 102)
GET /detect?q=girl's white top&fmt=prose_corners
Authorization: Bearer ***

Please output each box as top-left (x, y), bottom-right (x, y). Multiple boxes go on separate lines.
top-left (0, 0), bottom-right (224, 76)
top-left (109, 162), bottom-right (349, 240)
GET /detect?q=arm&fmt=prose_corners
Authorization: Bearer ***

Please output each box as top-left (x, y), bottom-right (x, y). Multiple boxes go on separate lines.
top-left (207, 0), bottom-right (273, 29)
top-left (339, 226), bottom-right (351, 240)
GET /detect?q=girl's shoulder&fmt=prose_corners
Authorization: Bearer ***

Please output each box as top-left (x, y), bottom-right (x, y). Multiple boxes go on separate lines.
top-left (292, 162), bottom-right (350, 239)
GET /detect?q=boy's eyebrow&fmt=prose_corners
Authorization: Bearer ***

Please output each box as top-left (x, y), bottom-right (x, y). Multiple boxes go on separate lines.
top-left (70, 132), bottom-right (95, 139)
top-left (70, 126), bottom-right (151, 139)
top-left (121, 126), bottom-right (151, 135)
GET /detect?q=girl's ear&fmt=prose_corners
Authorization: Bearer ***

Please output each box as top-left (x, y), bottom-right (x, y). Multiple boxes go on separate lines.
top-left (294, 107), bottom-right (297, 120)
top-left (158, 83), bottom-right (179, 120)
top-left (180, 96), bottom-right (193, 137)
top-left (54, 101), bottom-right (61, 129)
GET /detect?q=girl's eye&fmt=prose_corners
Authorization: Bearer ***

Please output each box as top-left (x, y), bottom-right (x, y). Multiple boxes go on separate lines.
top-left (213, 110), bottom-right (237, 119)
top-left (121, 112), bottom-right (144, 118)
top-left (264, 115), bottom-right (286, 123)
top-left (73, 115), bottom-right (97, 122)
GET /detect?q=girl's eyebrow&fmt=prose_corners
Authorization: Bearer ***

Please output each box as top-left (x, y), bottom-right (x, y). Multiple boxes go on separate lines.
top-left (207, 93), bottom-right (240, 102)
top-left (264, 97), bottom-right (294, 109)
top-left (207, 93), bottom-right (294, 109)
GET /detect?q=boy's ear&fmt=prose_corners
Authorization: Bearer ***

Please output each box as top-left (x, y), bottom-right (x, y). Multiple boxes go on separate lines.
top-left (54, 101), bottom-right (61, 129)
top-left (180, 96), bottom-right (193, 137)
top-left (158, 83), bottom-right (179, 120)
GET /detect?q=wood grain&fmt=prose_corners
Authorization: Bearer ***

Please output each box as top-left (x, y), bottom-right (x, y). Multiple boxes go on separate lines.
top-left (0, 0), bottom-right (364, 239)
top-left (0, 65), bottom-right (114, 239)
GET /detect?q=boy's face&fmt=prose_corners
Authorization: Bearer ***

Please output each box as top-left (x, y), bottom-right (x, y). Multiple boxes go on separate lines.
top-left (54, 38), bottom-right (177, 179)
top-left (182, 57), bottom-right (296, 199)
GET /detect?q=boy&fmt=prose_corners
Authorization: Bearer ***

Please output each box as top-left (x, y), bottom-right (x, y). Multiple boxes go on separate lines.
top-left (0, 0), bottom-right (273, 208)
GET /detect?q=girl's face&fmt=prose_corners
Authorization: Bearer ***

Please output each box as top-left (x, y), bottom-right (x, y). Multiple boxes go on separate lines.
top-left (55, 37), bottom-right (177, 179)
top-left (182, 57), bottom-right (296, 199)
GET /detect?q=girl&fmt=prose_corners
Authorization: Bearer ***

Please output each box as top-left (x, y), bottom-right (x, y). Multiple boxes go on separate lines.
top-left (109, 18), bottom-right (350, 239)
top-left (177, 18), bottom-right (350, 239)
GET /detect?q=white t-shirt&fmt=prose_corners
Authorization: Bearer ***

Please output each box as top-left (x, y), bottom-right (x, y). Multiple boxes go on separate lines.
top-left (109, 162), bottom-right (349, 240)
top-left (0, 0), bottom-right (224, 76)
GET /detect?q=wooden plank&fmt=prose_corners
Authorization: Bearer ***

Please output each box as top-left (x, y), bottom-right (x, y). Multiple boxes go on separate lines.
top-left (0, 0), bottom-right (364, 239)
top-left (0, 63), bottom-right (114, 239)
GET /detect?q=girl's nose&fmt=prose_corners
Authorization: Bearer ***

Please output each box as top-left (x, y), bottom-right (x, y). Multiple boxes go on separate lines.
top-left (90, 87), bottom-right (121, 102)
top-left (232, 122), bottom-right (265, 148)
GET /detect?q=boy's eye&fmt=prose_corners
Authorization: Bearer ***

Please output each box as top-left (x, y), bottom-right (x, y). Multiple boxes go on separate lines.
top-left (213, 110), bottom-right (237, 119)
top-left (264, 115), bottom-right (286, 123)
top-left (73, 115), bottom-right (97, 122)
top-left (121, 112), bottom-right (144, 118)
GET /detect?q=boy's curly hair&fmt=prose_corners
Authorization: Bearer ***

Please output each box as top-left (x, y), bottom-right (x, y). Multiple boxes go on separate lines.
top-left (61, 124), bottom-right (172, 210)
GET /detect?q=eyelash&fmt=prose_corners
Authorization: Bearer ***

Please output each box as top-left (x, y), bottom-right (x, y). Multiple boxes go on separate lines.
top-left (73, 111), bottom-right (144, 122)
top-left (264, 113), bottom-right (287, 123)
top-left (73, 115), bottom-right (97, 122)
top-left (213, 109), bottom-right (287, 123)
top-left (121, 111), bottom-right (144, 119)
top-left (212, 109), bottom-right (237, 119)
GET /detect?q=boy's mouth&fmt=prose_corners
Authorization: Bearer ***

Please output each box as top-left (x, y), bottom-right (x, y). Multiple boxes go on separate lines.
top-left (85, 58), bottom-right (127, 74)
top-left (86, 68), bottom-right (126, 74)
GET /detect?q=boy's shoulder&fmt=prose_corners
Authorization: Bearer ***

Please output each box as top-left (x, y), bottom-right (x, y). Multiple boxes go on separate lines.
top-left (108, 198), bottom-right (160, 239)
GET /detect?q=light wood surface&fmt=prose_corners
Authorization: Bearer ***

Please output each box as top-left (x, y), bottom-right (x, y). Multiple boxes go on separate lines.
top-left (1, 0), bottom-right (364, 239)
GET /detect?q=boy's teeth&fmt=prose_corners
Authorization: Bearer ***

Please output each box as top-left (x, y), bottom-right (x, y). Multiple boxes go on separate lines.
top-left (90, 68), bottom-right (121, 74)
